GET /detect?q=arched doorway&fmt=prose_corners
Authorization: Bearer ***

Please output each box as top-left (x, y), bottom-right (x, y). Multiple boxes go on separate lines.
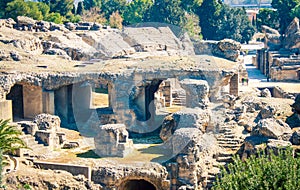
top-left (119, 179), bottom-right (156, 190)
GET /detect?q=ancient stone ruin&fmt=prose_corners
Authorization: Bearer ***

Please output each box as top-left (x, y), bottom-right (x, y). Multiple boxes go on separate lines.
top-left (255, 18), bottom-right (300, 81)
top-left (0, 16), bottom-right (299, 190)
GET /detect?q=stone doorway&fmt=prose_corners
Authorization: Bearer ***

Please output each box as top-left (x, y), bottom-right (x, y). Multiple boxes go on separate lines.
top-left (119, 179), bottom-right (156, 190)
top-left (6, 84), bottom-right (23, 121)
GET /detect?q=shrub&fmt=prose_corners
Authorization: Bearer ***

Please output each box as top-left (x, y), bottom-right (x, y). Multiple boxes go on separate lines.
top-left (213, 148), bottom-right (300, 190)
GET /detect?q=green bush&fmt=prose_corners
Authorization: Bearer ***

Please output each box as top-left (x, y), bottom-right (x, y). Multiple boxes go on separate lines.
top-left (0, 150), bottom-right (2, 185)
top-left (213, 149), bottom-right (300, 190)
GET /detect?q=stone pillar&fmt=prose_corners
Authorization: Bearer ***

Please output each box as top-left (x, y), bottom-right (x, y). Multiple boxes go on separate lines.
top-left (23, 84), bottom-right (43, 119)
top-left (229, 74), bottom-right (239, 96)
top-left (72, 82), bottom-right (93, 122)
top-left (163, 80), bottom-right (172, 107)
top-left (94, 124), bottom-right (134, 157)
top-left (180, 79), bottom-right (209, 109)
top-left (0, 100), bottom-right (13, 120)
top-left (43, 90), bottom-right (55, 115)
top-left (54, 85), bottom-right (69, 124)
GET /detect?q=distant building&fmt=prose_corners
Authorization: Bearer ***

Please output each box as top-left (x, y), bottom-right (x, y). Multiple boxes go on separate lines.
top-left (246, 9), bottom-right (259, 23)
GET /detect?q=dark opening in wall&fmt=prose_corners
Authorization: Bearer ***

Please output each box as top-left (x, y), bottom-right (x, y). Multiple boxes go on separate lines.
top-left (6, 84), bottom-right (23, 120)
top-left (120, 179), bottom-right (156, 190)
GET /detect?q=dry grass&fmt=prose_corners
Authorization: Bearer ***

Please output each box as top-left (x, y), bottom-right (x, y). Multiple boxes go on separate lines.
top-left (91, 92), bottom-right (109, 108)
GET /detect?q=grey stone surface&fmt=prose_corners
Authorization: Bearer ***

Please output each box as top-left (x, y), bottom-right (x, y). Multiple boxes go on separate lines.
top-left (180, 79), bottom-right (209, 109)
top-left (251, 118), bottom-right (292, 140)
top-left (260, 88), bottom-right (272, 98)
top-left (94, 124), bottom-right (134, 157)
top-left (259, 105), bottom-right (277, 119)
top-left (291, 129), bottom-right (300, 145)
top-left (160, 108), bottom-right (211, 141)
top-left (33, 114), bottom-right (61, 131)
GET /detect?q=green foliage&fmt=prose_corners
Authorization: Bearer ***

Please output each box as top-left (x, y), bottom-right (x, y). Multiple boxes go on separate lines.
top-left (181, 0), bottom-right (203, 12)
top-left (65, 12), bottom-right (81, 23)
top-left (44, 0), bottom-right (74, 16)
top-left (197, 0), bottom-right (222, 40)
top-left (81, 7), bottom-right (106, 23)
top-left (148, 0), bottom-right (186, 27)
top-left (256, 8), bottom-right (279, 31)
top-left (183, 13), bottom-right (202, 40)
top-left (84, 0), bottom-right (102, 10)
top-left (123, 0), bottom-right (153, 25)
top-left (0, 119), bottom-right (26, 154)
top-left (26, 1), bottom-right (43, 20)
top-left (76, 1), bottom-right (84, 15)
top-left (271, 0), bottom-right (300, 33)
top-left (5, 0), bottom-right (30, 20)
top-left (37, 2), bottom-right (50, 18)
top-left (101, 0), bottom-right (127, 19)
top-left (292, 4), bottom-right (300, 21)
top-left (0, 150), bottom-right (2, 185)
top-left (109, 11), bottom-right (123, 29)
top-left (45, 12), bottom-right (64, 23)
top-left (213, 149), bottom-right (300, 190)
top-left (217, 6), bottom-right (255, 43)
top-left (0, 0), bottom-right (14, 18)
top-left (23, 184), bottom-right (32, 190)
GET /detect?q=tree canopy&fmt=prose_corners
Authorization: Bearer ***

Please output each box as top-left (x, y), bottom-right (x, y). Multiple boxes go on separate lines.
top-left (213, 149), bottom-right (300, 189)
top-left (271, 0), bottom-right (300, 33)
top-left (0, 0), bottom-right (259, 42)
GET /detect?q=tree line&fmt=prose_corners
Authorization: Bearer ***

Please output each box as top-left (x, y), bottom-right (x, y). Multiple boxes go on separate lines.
top-left (3, 0), bottom-right (284, 43)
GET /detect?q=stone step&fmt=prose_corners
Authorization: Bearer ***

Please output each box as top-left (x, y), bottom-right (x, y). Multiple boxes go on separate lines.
top-left (223, 135), bottom-right (236, 138)
top-left (218, 141), bottom-right (240, 145)
top-left (217, 156), bottom-right (233, 162)
top-left (217, 137), bottom-right (242, 142)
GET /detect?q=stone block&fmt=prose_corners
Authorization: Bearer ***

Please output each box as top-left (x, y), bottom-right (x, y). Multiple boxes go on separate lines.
top-left (0, 100), bottom-right (12, 121)
top-left (180, 79), bottom-right (209, 109)
top-left (94, 124), bottom-right (134, 157)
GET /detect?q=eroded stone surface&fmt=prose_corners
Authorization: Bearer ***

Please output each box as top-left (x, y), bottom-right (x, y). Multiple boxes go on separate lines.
top-left (94, 124), bottom-right (134, 157)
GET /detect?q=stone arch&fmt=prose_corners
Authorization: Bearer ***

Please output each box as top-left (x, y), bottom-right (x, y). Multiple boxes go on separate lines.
top-left (118, 178), bottom-right (157, 190)
top-left (6, 82), bottom-right (44, 121)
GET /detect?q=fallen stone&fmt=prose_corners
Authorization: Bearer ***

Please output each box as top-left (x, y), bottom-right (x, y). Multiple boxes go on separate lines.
top-left (291, 128), bottom-right (300, 145)
top-left (259, 105), bottom-right (277, 119)
top-left (33, 114), bottom-right (61, 131)
top-left (251, 118), bottom-right (292, 140)
top-left (94, 124), bottom-right (134, 157)
top-left (62, 141), bottom-right (80, 149)
top-left (260, 88), bottom-right (272, 98)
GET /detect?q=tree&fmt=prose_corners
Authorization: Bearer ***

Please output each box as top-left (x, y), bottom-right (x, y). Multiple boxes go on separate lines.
top-left (221, 6), bottom-right (256, 43)
top-left (26, 1), bottom-right (43, 20)
top-left (109, 11), bottom-right (123, 29)
top-left (5, 0), bottom-right (30, 20)
top-left (45, 12), bottom-right (64, 23)
top-left (183, 13), bottom-right (202, 40)
top-left (292, 4), bottom-right (300, 21)
top-left (84, 0), bottom-right (101, 10)
top-left (37, 2), bottom-right (50, 18)
top-left (101, 0), bottom-right (127, 19)
top-left (148, 0), bottom-right (186, 27)
top-left (0, 119), bottom-right (26, 154)
top-left (213, 149), bottom-right (300, 189)
top-left (81, 7), bottom-right (106, 23)
top-left (256, 8), bottom-right (279, 31)
top-left (123, 0), bottom-right (153, 25)
top-left (77, 1), bottom-right (84, 15)
top-left (271, 0), bottom-right (300, 33)
top-left (0, 0), bottom-right (14, 18)
top-left (181, 0), bottom-right (203, 13)
top-left (196, 0), bottom-right (222, 40)
top-left (46, 0), bottom-right (74, 16)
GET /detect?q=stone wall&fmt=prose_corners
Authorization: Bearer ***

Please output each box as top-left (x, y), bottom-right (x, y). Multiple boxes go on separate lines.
top-left (91, 163), bottom-right (170, 190)
top-left (33, 161), bottom-right (91, 181)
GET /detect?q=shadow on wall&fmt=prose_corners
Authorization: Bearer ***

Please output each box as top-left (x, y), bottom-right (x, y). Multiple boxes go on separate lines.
top-left (119, 179), bottom-right (156, 190)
